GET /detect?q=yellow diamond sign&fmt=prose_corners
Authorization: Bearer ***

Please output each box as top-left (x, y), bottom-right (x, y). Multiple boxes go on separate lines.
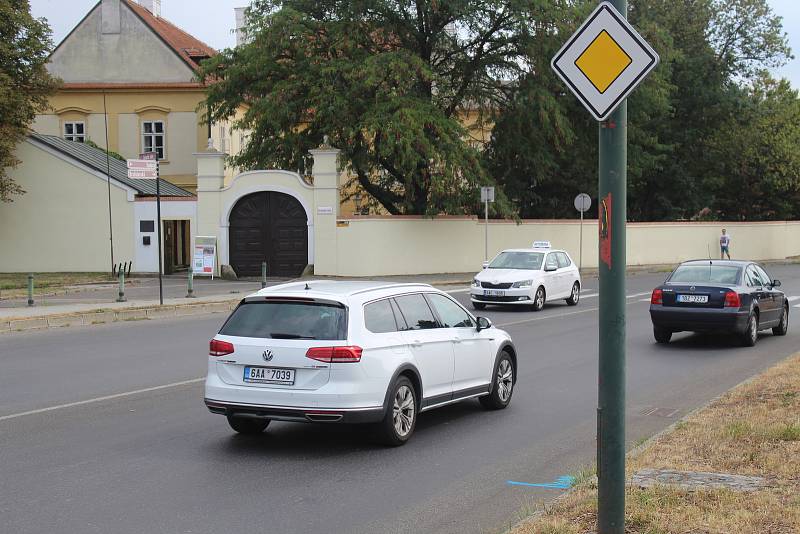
top-left (551, 2), bottom-right (659, 121)
top-left (575, 30), bottom-right (632, 94)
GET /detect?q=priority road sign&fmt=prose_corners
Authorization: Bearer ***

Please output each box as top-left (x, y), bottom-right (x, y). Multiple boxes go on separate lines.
top-left (551, 2), bottom-right (659, 121)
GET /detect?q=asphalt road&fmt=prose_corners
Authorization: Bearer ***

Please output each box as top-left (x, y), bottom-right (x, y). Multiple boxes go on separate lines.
top-left (2, 265), bottom-right (799, 534)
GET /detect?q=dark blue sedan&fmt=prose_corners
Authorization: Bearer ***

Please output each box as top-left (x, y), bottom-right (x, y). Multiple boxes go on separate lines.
top-left (649, 260), bottom-right (789, 346)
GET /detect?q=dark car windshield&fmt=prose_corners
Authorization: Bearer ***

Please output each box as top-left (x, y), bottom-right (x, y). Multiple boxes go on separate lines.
top-left (219, 301), bottom-right (347, 340)
top-left (488, 252), bottom-right (544, 270)
top-left (668, 264), bottom-right (741, 285)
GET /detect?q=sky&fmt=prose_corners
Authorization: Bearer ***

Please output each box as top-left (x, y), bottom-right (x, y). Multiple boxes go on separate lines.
top-left (29, 0), bottom-right (800, 88)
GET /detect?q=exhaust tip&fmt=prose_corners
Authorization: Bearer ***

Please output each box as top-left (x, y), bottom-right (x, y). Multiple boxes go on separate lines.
top-left (305, 412), bottom-right (343, 422)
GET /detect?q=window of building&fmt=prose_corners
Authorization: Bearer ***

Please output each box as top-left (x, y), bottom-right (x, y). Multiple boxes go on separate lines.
top-left (142, 121), bottom-right (165, 159)
top-left (64, 122), bottom-right (86, 142)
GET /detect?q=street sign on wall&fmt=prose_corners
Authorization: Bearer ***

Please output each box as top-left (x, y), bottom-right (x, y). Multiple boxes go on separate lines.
top-left (551, 2), bottom-right (659, 121)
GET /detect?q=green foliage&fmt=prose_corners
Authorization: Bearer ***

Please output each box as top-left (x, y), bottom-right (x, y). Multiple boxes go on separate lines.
top-left (84, 139), bottom-right (126, 162)
top-left (486, 0), bottom-right (796, 221)
top-left (199, 0), bottom-right (553, 215)
top-left (0, 0), bottom-right (61, 202)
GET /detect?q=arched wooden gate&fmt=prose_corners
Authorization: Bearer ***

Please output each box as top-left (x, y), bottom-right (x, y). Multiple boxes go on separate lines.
top-left (228, 191), bottom-right (308, 277)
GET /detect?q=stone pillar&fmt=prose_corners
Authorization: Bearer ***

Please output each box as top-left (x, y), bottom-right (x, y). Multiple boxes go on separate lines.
top-left (310, 141), bottom-right (341, 276)
top-left (194, 141), bottom-right (226, 275)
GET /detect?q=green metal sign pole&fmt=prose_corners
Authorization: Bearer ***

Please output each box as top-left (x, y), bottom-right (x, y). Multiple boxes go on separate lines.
top-left (597, 1), bottom-right (627, 532)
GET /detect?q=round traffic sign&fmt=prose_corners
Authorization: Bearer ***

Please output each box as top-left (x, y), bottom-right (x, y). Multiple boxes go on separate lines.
top-left (574, 193), bottom-right (592, 213)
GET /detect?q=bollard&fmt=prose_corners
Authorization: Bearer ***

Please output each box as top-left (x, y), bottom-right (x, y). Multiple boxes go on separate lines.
top-left (27, 274), bottom-right (34, 307)
top-left (116, 269), bottom-right (127, 302)
top-left (261, 262), bottom-right (268, 289)
top-left (186, 267), bottom-right (196, 298)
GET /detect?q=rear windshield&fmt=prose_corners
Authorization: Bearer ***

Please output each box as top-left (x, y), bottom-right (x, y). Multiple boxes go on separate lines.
top-left (219, 301), bottom-right (347, 340)
top-left (489, 251), bottom-right (544, 270)
top-left (668, 265), bottom-right (741, 285)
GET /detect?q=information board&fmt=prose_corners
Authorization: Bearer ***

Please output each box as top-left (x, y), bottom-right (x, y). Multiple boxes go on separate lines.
top-left (193, 236), bottom-right (217, 279)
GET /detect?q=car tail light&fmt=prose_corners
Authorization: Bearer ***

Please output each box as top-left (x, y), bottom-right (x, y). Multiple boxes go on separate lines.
top-left (306, 346), bottom-right (363, 363)
top-left (650, 289), bottom-right (663, 305)
top-left (724, 291), bottom-right (741, 308)
top-left (209, 339), bottom-right (234, 356)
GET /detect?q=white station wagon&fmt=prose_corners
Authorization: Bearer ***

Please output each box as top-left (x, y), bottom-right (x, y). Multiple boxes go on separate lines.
top-left (471, 243), bottom-right (581, 311)
top-left (205, 281), bottom-right (517, 445)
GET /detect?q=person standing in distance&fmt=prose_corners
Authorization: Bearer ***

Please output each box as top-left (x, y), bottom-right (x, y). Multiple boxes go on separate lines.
top-left (720, 228), bottom-right (731, 259)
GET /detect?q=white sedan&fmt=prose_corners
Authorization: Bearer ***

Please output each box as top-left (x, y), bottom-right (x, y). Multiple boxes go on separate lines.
top-left (470, 246), bottom-right (581, 311)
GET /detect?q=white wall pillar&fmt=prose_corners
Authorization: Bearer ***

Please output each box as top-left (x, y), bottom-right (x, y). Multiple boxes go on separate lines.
top-left (194, 142), bottom-right (226, 275)
top-left (310, 142), bottom-right (341, 276)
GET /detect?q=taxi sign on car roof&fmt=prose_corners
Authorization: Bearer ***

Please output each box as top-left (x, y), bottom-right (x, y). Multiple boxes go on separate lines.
top-left (532, 241), bottom-right (552, 249)
top-left (550, 2), bottom-right (659, 121)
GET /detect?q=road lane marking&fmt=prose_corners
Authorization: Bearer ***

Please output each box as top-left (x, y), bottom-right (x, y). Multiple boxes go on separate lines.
top-left (507, 476), bottom-right (575, 489)
top-left (445, 288), bottom-right (472, 294)
top-left (581, 293), bottom-right (599, 299)
top-left (497, 307), bottom-right (598, 328)
top-left (786, 296), bottom-right (800, 302)
top-left (639, 298), bottom-right (651, 302)
top-left (794, 304), bottom-right (800, 309)
top-left (0, 377), bottom-right (204, 422)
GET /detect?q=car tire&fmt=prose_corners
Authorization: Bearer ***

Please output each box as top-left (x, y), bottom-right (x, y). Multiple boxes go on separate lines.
top-left (741, 313), bottom-right (758, 347)
top-left (566, 282), bottom-right (580, 306)
top-left (226, 415), bottom-right (270, 435)
top-left (531, 286), bottom-right (546, 311)
top-left (479, 351), bottom-right (514, 410)
top-left (653, 326), bottom-right (672, 344)
top-left (773, 305), bottom-right (788, 336)
top-left (375, 376), bottom-right (417, 446)
top-left (472, 302), bottom-right (486, 311)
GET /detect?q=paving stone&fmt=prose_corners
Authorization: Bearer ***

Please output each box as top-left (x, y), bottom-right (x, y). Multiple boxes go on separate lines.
top-left (629, 468), bottom-right (768, 492)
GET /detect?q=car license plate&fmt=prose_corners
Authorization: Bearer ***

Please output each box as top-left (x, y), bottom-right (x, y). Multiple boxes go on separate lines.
top-left (243, 366), bottom-right (295, 385)
top-left (677, 294), bottom-right (708, 304)
top-left (485, 289), bottom-right (506, 297)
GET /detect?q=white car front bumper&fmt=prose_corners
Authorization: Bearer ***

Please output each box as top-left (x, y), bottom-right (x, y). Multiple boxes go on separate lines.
top-left (470, 286), bottom-right (534, 305)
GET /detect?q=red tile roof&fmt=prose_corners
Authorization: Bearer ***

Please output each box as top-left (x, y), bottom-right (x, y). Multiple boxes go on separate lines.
top-left (124, 0), bottom-right (217, 71)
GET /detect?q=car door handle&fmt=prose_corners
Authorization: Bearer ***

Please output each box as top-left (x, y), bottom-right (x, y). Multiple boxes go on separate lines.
top-left (410, 339), bottom-right (423, 347)
top-left (452, 337), bottom-right (462, 343)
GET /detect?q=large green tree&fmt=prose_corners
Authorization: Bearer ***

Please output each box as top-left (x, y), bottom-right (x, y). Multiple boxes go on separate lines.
top-left (485, 0), bottom-right (793, 221)
top-left (0, 0), bottom-right (60, 202)
top-left (200, 0), bottom-right (554, 215)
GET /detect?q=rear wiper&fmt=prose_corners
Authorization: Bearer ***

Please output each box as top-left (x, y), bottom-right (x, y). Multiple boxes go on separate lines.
top-left (269, 333), bottom-right (316, 339)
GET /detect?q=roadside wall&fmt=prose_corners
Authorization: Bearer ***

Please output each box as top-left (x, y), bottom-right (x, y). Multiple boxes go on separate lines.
top-left (326, 217), bottom-right (800, 276)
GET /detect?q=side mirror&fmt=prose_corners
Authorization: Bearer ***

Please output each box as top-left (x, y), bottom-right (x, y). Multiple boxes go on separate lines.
top-left (476, 317), bottom-right (492, 331)
top-left (482, 262), bottom-right (489, 269)
top-left (772, 279), bottom-right (781, 287)
top-left (544, 265), bottom-right (557, 272)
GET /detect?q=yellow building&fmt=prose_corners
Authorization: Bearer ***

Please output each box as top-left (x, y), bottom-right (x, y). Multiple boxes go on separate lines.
top-left (32, 0), bottom-right (219, 193)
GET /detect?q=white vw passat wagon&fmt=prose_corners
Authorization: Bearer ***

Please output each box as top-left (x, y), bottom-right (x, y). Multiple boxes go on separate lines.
top-left (205, 281), bottom-right (517, 446)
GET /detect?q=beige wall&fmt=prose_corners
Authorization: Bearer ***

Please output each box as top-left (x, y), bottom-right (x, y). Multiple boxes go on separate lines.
top-left (0, 140), bottom-right (136, 272)
top-left (324, 217), bottom-right (800, 276)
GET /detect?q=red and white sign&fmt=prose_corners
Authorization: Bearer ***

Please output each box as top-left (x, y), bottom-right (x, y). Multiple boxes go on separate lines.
top-left (127, 159), bottom-right (157, 170)
top-left (139, 152), bottom-right (158, 161)
top-left (126, 168), bottom-right (158, 179)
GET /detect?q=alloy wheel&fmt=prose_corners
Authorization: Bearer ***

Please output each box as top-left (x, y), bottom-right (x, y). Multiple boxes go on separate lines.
top-left (496, 359), bottom-right (513, 402)
top-left (535, 289), bottom-right (545, 308)
top-left (571, 284), bottom-right (579, 303)
top-left (393, 385), bottom-right (415, 437)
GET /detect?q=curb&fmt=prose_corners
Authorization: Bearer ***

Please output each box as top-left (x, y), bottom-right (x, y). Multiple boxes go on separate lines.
top-left (1, 299), bottom-right (240, 334)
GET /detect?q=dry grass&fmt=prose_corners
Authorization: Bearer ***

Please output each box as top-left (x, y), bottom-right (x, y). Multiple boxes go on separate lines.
top-left (0, 272), bottom-right (116, 298)
top-left (511, 352), bottom-right (800, 534)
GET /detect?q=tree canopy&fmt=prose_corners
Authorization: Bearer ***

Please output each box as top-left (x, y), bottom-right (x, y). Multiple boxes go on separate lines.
top-left (0, 0), bottom-right (60, 202)
top-left (201, 0), bottom-right (798, 221)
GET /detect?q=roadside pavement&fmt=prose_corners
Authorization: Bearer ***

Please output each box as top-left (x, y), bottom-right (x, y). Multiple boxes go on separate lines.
top-left (0, 272), bottom-right (478, 332)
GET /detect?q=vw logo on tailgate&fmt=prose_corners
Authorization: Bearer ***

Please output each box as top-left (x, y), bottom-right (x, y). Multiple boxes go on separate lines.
top-left (262, 349), bottom-right (274, 362)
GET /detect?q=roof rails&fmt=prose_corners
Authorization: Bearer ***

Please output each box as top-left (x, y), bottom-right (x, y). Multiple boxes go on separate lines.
top-left (348, 283), bottom-right (435, 296)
